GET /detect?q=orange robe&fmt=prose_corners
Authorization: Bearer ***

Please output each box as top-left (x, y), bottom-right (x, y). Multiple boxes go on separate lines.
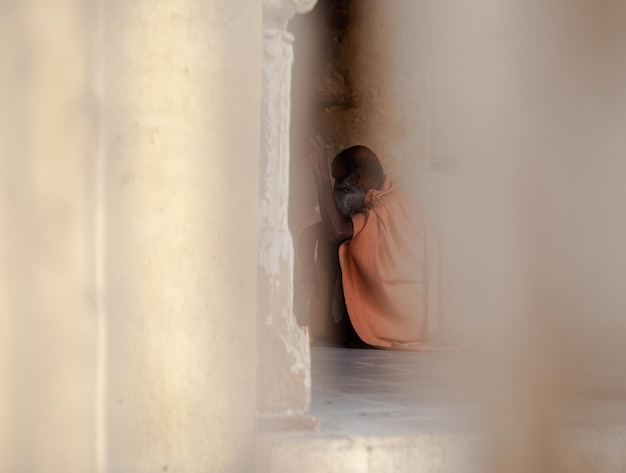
top-left (339, 178), bottom-right (440, 349)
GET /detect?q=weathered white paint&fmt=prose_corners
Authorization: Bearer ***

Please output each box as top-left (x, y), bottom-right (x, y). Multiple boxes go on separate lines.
top-left (257, 0), bottom-right (317, 416)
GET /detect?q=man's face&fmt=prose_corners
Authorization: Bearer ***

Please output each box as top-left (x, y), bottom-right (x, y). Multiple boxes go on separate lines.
top-left (332, 171), bottom-right (366, 218)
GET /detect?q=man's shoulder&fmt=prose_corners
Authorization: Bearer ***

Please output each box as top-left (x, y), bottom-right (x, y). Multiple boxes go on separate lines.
top-left (370, 184), bottom-right (423, 211)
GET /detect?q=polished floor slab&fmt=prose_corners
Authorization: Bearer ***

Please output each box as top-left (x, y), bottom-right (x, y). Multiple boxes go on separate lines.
top-left (309, 345), bottom-right (476, 436)
top-left (258, 345), bottom-right (626, 473)
top-left (309, 345), bottom-right (626, 435)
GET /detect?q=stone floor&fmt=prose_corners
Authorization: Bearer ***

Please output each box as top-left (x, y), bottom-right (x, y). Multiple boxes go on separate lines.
top-left (309, 345), bottom-right (476, 436)
top-left (257, 345), bottom-right (626, 473)
top-left (309, 345), bottom-right (626, 433)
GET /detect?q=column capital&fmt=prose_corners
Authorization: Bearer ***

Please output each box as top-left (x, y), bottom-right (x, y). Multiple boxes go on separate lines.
top-left (263, 0), bottom-right (317, 31)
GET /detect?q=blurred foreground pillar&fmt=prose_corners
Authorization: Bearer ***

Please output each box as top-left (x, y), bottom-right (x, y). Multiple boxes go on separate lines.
top-left (0, 1), bottom-right (98, 472)
top-left (104, 2), bottom-right (261, 472)
top-left (257, 0), bottom-right (317, 417)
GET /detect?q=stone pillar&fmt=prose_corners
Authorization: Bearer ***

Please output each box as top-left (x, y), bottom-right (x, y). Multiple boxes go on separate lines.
top-left (104, 2), bottom-right (261, 472)
top-left (257, 0), bottom-right (317, 418)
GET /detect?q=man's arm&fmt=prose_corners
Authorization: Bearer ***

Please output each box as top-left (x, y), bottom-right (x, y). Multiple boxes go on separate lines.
top-left (297, 222), bottom-right (323, 280)
top-left (309, 137), bottom-right (353, 243)
top-left (296, 222), bottom-right (323, 302)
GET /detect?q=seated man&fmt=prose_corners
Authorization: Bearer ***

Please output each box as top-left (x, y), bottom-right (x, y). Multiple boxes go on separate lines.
top-left (297, 138), bottom-right (441, 349)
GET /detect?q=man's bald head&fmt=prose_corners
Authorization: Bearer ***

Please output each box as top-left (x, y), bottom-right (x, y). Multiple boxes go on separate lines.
top-left (330, 145), bottom-right (385, 218)
top-left (331, 145), bottom-right (385, 191)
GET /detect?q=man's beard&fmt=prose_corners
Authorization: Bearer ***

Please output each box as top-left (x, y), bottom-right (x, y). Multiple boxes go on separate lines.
top-left (334, 188), bottom-right (366, 218)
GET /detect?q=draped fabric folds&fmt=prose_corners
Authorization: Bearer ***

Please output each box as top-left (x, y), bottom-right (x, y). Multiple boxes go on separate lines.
top-left (339, 178), bottom-right (440, 349)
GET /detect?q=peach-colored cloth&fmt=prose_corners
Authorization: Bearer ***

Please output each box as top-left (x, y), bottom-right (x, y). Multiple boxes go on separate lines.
top-left (339, 178), bottom-right (440, 348)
